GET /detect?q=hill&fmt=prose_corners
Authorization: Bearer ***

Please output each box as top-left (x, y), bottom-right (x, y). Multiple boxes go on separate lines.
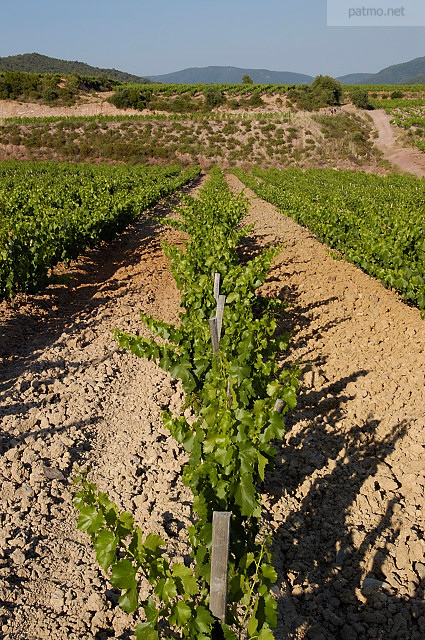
top-left (0, 52), bottom-right (152, 84)
top-left (402, 73), bottom-right (425, 85)
top-left (337, 72), bottom-right (373, 85)
top-left (146, 65), bottom-right (313, 85)
top-left (350, 55), bottom-right (425, 85)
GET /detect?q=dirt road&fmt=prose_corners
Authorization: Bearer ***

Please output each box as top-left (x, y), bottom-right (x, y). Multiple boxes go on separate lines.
top-left (368, 109), bottom-right (425, 177)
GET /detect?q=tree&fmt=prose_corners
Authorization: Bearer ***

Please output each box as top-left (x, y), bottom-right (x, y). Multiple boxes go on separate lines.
top-left (242, 74), bottom-right (253, 84)
top-left (108, 87), bottom-right (152, 110)
top-left (350, 87), bottom-right (372, 110)
top-left (311, 75), bottom-right (343, 106)
top-left (203, 86), bottom-right (225, 109)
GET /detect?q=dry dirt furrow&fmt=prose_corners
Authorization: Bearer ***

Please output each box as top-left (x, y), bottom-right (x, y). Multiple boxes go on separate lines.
top-left (1, 172), bottom-right (425, 640)
top-left (227, 174), bottom-right (425, 640)
top-left (0, 191), bottom-right (198, 640)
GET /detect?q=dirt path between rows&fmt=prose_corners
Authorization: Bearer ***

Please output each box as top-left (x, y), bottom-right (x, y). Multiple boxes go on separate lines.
top-left (1, 175), bottom-right (425, 640)
top-left (368, 109), bottom-right (425, 177)
top-left (227, 174), bottom-right (425, 640)
top-left (0, 185), bottom-right (200, 640)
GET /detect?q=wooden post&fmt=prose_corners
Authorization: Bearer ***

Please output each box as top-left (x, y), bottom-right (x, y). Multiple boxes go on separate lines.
top-left (210, 511), bottom-right (231, 622)
top-left (214, 272), bottom-right (221, 302)
top-left (216, 294), bottom-right (226, 341)
top-left (227, 377), bottom-right (232, 408)
top-left (209, 318), bottom-right (220, 356)
top-left (274, 398), bottom-right (285, 413)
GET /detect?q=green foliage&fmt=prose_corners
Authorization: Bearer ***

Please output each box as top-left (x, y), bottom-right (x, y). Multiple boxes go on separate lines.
top-left (242, 75), bottom-right (254, 84)
top-left (0, 70), bottom-right (118, 105)
top-left (43, 87), bottom-right (59, 103)
top-left (74, 473), bottom-right (212, 637)
top-left (311, 75), bottom-right (343, 105)
top-left (0, 52), bottom-right (152, 84)
top-left (288, 75), bottom-right (342, 110)
top-left (75, 169), bottom-right (301, 638)
top-left (350, 87), bottom-right (372, 110)
top-left (108, 87), bottom-right (152, 110)
top-left (235, 167), bottom-right (425, 315)
top-left (0, 161), bottom-right (200, 299)
top-left (248, 91), bottom-right (264, 107)
top-left (203, 86), bottom-right (225, 109)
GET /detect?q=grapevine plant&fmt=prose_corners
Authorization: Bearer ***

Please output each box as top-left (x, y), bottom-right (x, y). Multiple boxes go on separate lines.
top-left (74, 168), bottom-right (300, 639)
top-left (0, 160), bottom-right (200, 299)
top-left (234, 166), bottom-right (425, 317)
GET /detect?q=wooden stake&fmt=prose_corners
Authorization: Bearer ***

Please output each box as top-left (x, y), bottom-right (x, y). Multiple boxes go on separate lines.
top-left (227, 377), bottom-right (232, 408)
top-left (216, 294), bottom-right (226, 340)
top-left (214, 272), bottom-right (221, 302)
top-left (274, 398), bottom-right (285, 413)
top-left (209, 318), bottom-right (220, 355)
top-left (210, 511), bottom-right (231, 622)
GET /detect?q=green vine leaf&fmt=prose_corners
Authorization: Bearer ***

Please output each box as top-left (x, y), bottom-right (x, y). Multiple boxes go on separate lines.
top-left (109, 559), bottom-right (137, 591)
top-left (77, 505), bottom-right (105, 534)
top-left (93, 529), bottom-right (118, 571)
top-left (118, 585), bottom-right (139, 613)
top-left (169, 600), bottom-right (192, 627)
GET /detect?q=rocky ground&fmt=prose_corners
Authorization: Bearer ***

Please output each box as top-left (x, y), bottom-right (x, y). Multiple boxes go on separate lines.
top-left (0, 94), bottom-right (142, 119)
top-left (368, 109), bottom-right (425, 178)
top-left (0, 175), bottom-right (425, 640)
top-left (227, 175), bottom-right (425, 640)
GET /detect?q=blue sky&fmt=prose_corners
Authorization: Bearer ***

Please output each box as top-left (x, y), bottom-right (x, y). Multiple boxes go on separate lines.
top-left (1, 0), bottom-right (425, 77)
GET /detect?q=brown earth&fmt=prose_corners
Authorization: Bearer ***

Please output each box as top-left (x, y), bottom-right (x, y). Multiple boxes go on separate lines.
top-left (0, 94), bottom-right (142, 119)
top-left (0, 99), bottom-right (381, 174)
top-left (1, 174), bottom-right (425, 639)
top-left (227, 175), bottom-right (425, 640)
top-left (368, 109), bottom-right (425, 177)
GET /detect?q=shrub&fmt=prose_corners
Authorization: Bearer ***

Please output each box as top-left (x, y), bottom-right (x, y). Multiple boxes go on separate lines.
top-left (288, 76), bottom-right (342, 111)
top-left (43, 88), bottom-right (59, 103)
top-left (350, 87), bottom-right (372, 109)
top-left (108, 88), bottom-right (152, 110)
top-left (311, 75), bottom-right (343, 105)
top-left (203, 86), bottom-right (225, 109)
top-left (248, 91), bottom-right (264, 107)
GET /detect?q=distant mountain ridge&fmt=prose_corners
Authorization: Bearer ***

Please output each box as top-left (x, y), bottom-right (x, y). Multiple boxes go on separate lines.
top-left (1, 52), bottom-right (425, 86)
top-left (336, 72), bottom-right (373, 84)
top-left (146, 65), bottom-right (313, 85)
top-left (339, 56), bottom-right (425, 85)
top-left (147, 58), bottom-right (425, 85)
top-left (0, 53), bottom-right (152, 84)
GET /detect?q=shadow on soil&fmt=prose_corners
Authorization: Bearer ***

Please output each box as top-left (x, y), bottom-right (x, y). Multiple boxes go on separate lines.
top-left (268, 406), bottom-right (424, 639)
top-left (0, 176), bottom-right (202, 399)
top-left (236, 230), bottom-right (425, 638)
top-left (263, 281), bottom-right (423, 638)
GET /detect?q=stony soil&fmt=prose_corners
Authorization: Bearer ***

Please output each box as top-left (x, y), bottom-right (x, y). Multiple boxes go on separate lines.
top-left (368, 109), bottom-right (425, 177)
top-left (0, 190), bottom-right (197, 640)
top-left (1, 175), bottom-right (425, 640)
top-left (227, 175), bottom-right (425, 640)
top-left (0, 94), bottom-right (142, 119)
